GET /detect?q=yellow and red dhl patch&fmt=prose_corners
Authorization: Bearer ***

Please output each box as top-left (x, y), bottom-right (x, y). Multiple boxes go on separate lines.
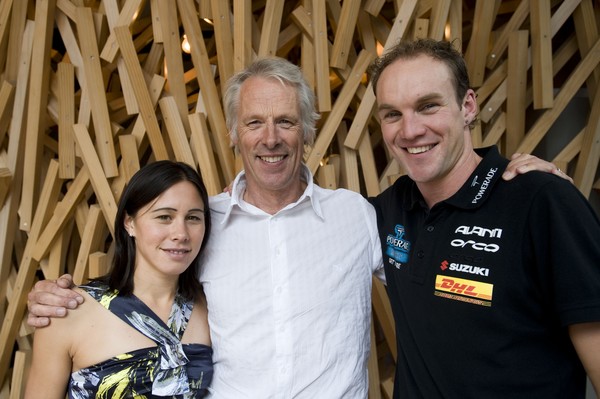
top-left (434, 275), bottom-right (493, 306)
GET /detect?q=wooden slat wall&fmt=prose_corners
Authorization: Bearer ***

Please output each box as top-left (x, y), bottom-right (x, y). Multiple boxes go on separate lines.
top-left (1, 1), bottom-right (599, 397)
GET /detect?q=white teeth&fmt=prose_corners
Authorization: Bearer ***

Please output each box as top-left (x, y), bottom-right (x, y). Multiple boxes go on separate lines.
top-left (166, 249), bottom-right (189, 254)
top-left (260, 155), bottom-right (284, 163)
top-left (407, 145), bottom-right (433, 154)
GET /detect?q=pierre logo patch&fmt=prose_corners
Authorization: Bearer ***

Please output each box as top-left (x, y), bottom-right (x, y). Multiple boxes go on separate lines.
top-left (434, 275), bottom-right (493, 307)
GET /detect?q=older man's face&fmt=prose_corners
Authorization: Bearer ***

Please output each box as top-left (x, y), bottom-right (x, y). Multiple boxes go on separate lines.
top-left (233, 76), bottom-right (305, 199)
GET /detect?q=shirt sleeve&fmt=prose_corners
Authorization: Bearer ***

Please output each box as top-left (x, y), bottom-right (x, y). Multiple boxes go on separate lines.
top-left (528, 178), bottom-right (600, 326)
top-left (364, 199), bottom-right (386, 283)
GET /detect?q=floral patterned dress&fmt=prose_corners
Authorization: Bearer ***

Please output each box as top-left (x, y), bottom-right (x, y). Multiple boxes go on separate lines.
top-left (68, 281), bottom-right (213, 398)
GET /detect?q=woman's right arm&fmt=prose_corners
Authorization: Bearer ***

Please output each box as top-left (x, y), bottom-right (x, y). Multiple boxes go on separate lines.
top-left (27, 274), bottom-right (84, 327)
top-left (24, 315), bottom-right (73, 398)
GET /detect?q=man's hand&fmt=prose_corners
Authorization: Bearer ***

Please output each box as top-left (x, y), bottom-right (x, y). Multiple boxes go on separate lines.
top-left (223, 181), bottom-right (233, 195)
top-left (502, 153), bottom-right (573, 183)
top-left (27, 274), bottom-right (83, 328)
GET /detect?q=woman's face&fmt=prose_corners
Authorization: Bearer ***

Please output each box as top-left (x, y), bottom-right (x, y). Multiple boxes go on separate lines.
top-left (124, 181), bottom-right (206, 278)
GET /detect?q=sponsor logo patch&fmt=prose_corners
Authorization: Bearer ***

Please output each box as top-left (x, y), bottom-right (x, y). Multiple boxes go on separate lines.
top-left (435, 275), bottom-right (493, 306)
top-left (440, 260), bottom-right (490, 277)
top-left (386, 224), bottom-right (411, 269)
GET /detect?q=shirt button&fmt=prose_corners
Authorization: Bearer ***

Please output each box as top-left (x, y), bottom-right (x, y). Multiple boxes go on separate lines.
top-left (426, 225), bottom-right (434, 232)
top-left (417, 250), bottom-right (424, 258)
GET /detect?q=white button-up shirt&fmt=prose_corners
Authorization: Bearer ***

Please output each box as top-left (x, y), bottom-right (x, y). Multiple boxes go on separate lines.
top-left (200, 165), bottom-right (384, 398)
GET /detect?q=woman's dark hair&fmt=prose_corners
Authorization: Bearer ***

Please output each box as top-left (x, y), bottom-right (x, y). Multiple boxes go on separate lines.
top-left (97, 161), bottom-right (211, 301)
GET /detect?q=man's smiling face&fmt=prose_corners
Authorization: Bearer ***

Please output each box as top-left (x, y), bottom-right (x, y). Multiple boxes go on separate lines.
top-left (233, 76), bottom-right (305, 198)
top-left (376, 54), bottom-right (477, 187)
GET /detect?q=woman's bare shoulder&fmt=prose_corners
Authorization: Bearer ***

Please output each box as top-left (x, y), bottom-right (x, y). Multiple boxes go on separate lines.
top-left (182, 297), bottom-right (211, 346)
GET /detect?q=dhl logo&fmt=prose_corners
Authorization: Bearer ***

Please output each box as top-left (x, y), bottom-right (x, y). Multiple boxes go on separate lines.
top-left (435, 275), bottom-right (493, 301)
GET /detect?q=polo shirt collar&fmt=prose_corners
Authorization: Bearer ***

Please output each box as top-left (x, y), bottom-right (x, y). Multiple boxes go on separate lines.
top-left (404, 146), bottom-right (508, 211)
top-left (445, 146), bottom-right (508, 209)
top-left (221, 163), bottom-right (323, 224)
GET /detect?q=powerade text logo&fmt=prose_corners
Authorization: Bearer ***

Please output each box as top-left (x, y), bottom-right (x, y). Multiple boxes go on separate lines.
top-left (386, 224), bottom-right (411, 269)
top-left (472, 167), bottom-right (498, 204)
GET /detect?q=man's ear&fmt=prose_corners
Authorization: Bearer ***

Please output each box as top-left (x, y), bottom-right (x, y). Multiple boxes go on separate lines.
top-left (462, 89), bottom-right (478, 122)
top-left (230, 131), bottom-right (238, 147)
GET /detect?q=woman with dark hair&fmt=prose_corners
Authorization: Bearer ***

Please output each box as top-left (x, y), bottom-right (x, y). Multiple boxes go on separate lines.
top-left (25, 161), bottom-right (213, 398)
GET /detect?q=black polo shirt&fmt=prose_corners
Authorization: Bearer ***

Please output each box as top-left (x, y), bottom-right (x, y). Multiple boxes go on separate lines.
top-left (371, 146), bottom-right (600, 398)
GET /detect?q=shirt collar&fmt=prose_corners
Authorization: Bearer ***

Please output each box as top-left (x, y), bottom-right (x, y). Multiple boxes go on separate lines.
top-left (445, 146), bottom-right (509, 209)
top-left (403, 146), bottom-right (508, 211)
top-left (221, 164), bottom-right (324, 224)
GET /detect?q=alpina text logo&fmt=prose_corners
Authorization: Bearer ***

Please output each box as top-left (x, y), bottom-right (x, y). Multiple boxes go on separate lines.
top-left (435, 275), bottom-right (493, 301)
top-left (455, 225), bottom-right (502, 238)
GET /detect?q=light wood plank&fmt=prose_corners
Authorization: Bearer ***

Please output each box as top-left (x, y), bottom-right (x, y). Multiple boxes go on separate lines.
top-left (89, 252), bottom-right (110, 279)
top-left (158, 0), bottom-right (190, 135)
top-left (159, 96), bottom-right (196, 168)
top-left (32, 167), bottom-right (90, 262)
top-left (100, 0), bottom-right (143, 63)
top-left (77, 7), bottom-right (119, 177)
top-left (114, 25), bottom-right (169, 160)
top-left (517, 38), bottom-right (600, 154)
top-left (464, 0), bottom-right (499, 87)
top-left (429, 0), bottom-right (451, 40)
top-left (20, 0), bottom-right (58, 232)
top-left (233, 0), bottom-right (253, 72)
top-left (530, 0), bottom-right (554, 109)
top-left (189, 112), bottom-right (222, 196)
top-left (0, 20), bottom-right (34, 288)
top-left (0, 160), bottom-right (62, 383)
top-left (330, 1), bottom-right (361, 69)
top-left (118, 134), bottom-right (141, 183)
top-left (506, 30), bottom-right (529, 154)
top-left (312, 0), bottom-right (331, 112)
top-left (72, 205), bottom-right (106, 284)
top-left (307, 50), bottom-right (374, 173)
top-left (0, 80), bottom-right (14, 146)
top-left (177, 0), bottom-right (235, 182)
top-left (573, 83), bottom-right (600, 196)
top-left (486, 0), bottom-right (530, 69)
top-left (344, 0), bottom-right (418, 149)
top-left (4, 0), bottom-right (28, 83)
top-left (573, 0), bottom-right (600, 102)
top-left (258, 0), bottom-right (284, 57)
top-left (210, 0), bottom-right (234, 90)
top-left (73, 124), bottom-right (118, 237)
top-left (57, 62), bottom-right (76, 179)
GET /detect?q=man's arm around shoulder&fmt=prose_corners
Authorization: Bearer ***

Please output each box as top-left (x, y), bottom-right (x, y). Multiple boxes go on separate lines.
top-left (27, 274), bottom-right (83, 327)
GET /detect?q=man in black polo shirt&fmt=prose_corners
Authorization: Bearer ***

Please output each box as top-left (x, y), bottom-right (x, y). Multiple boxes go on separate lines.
top-left (370, 38), bottom-right (600, 398)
